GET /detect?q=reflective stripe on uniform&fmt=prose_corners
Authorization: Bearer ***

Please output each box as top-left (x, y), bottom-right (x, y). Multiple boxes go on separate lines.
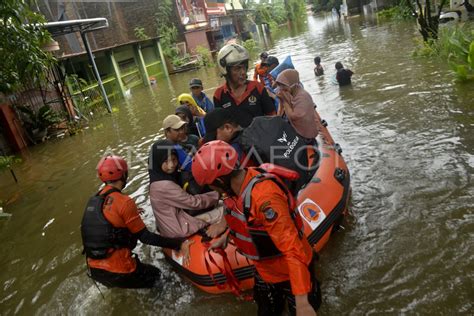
top-left (229, 230), bottom-right (254, 242)
top-left (229, 210), bottom-right (247, 222)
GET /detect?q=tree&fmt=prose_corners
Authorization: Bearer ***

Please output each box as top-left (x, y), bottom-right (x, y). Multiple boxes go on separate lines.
top-left (406, 0), bottom-right (448, 42)
top-left (252, 0), bottom-right (304, 29)
top-left (153, 0), bottom-right (180, 58)
top-left (311, 0), bottom-right (342, 13)
top-left (0, 0), bottom-right (55, 94)
top-left (284, 0), bottom-right (307, 21)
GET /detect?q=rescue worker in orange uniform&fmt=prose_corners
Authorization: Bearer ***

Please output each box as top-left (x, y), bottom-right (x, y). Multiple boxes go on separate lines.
top-left (253, 51), bottom-right (269, 82)
top-left (81, 155), bottom-right (192, 288)
top-left (192, 141), bottom-right (321, 315)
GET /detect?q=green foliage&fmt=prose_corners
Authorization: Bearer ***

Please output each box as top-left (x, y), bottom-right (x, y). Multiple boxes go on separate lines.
top-left (311, 0), bottom-right (342, 13)
top-left (0, 0), bottom-right (56, 93)
top-left (242, 39), bottom-right (258, 54)
top-left (154, 0), bottom-right (180, 59)
top-left (252, 0), bottom-right (304, 28)
top-left (171, 53), bottom-right (191, 67)
top-left (414, 26), bottom-right (474, 81)
top-left (377, 1), bottom-right (414, 20)
top-left (0, 155), bottom-right (21, 172)
top-left (159, 25), bottom-right (179, 58)
top-left (285, 0), bottom-right (306, 21)
top-left (134, 27), bottom-right (150, 40)
top-left (16, 104), bottom-right (61, 131)
top-left (195, 45), bottom-right (214, 67)
top-left (65, 74), bottom-right (102, 119)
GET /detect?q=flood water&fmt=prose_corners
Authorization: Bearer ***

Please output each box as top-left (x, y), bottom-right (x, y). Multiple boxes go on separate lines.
top-left (1, 14), bottom-right (473, 315)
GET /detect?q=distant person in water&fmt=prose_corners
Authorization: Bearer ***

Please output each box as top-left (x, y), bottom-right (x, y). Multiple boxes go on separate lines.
top-left (335, 62), bottom-right (353, 86)
top-left (314, 56), bottom-right (324, 76)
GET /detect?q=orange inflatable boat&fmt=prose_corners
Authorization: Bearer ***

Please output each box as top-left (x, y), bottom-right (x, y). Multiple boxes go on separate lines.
top-left (163, 119), bottom-right (351, 294)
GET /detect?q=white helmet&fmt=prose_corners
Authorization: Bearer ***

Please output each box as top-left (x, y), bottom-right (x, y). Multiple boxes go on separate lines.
top-left (217, 43), bottom-right (249, 76)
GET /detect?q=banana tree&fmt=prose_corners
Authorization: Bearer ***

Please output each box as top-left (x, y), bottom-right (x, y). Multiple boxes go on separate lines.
top-left (407, 0), bottom-right (449, 41)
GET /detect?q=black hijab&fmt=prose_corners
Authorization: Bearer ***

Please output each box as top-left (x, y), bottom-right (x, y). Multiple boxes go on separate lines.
top-left (148, 139), bottom-right (179, 184)
top-left (175, 105), bottom-right (193, 124)
top-left (176, 105), bottom-right (200, 137)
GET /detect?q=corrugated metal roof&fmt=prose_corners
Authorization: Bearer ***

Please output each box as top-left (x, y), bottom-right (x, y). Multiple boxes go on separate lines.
top-left (43, 18), bottom-right (108, 37)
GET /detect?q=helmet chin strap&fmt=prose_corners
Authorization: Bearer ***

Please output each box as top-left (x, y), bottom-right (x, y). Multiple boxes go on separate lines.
top-left (214, 174), bottom-right (235, 196)
top-left (121, 173), bottom-right (128, 189)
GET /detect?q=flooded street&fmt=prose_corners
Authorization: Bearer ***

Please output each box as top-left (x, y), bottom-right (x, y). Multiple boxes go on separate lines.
top-left (1, 14), bottom-right (473, 315)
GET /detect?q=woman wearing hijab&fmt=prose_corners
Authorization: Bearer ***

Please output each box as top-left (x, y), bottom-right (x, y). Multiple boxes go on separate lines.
top-left (275, 69), bottom-right (322, 142)
top-left (175, 105), bottom-right (205, 139)
top-left (177, 93), bottom-right (206, 117)
top-left (148, 139), bottom-right (225, 239)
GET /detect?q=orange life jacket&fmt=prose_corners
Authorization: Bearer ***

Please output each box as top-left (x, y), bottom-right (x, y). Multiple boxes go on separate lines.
top-left (223, 167), bottom-right (305, 260)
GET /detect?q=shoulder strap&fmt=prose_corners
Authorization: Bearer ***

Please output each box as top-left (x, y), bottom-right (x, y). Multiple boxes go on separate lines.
top-left (96, 187), bottom-right (121, 198)
top-left (242, 171), bottom-right (294, 219)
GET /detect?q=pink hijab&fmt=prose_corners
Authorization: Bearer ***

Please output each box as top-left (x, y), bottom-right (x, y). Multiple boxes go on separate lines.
top-left (275, 69), bottom-right (319, 139)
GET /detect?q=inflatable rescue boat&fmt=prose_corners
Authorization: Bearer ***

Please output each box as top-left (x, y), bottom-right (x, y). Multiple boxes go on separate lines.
top-left (163, 119), bottom-right (351, 295)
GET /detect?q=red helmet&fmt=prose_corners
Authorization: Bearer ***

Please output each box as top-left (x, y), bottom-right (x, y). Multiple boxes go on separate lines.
top-left (97, 155), bottom-right (128, 182)
top-left (192, 140), bottom-right (239, 185)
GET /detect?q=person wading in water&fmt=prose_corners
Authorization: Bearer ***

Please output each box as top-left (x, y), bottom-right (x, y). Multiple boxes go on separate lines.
top-left (81, 155), bottom-right (192, 288)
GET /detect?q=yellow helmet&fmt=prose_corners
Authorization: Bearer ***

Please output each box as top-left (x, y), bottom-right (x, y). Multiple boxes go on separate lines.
top-left (217, 43), bottom-right (249, 76)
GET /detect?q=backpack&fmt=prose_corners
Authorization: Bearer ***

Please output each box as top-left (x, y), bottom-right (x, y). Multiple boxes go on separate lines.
top-left (240, 116), bottom-right (317, 193)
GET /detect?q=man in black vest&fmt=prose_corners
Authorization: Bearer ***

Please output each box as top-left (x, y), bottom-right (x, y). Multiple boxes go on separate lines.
top-left (81, 155), bottom-right (192, 288)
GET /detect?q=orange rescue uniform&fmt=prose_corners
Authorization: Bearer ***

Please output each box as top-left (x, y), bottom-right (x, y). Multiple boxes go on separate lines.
top-left (87, 185), bottom-right (145, 274)
top-left (239, 168), bottom-right (313, 295)
top-left (253, 63), bottom-right (268, 82)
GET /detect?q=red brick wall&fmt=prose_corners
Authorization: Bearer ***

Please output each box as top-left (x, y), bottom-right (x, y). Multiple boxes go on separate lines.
top-left (37, 0), bottom-right (159, 55)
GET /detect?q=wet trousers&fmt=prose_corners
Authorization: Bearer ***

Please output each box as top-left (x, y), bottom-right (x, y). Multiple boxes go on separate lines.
top-left (253, 256), bottom-right (321, 316)
top-left (89, 259), bottom-right (161, 289)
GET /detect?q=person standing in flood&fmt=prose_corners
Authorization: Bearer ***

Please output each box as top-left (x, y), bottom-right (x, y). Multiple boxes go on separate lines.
top-left (314, 56), bottom-right (324, 76)
top-left (335, 62), bottom-right (353, 86)
top-left (192, 141), bottom-right (321, 316)
top-left (214, 44), bottom-right (275, 128)
top-left (80, 155), bottom-right (192, 288)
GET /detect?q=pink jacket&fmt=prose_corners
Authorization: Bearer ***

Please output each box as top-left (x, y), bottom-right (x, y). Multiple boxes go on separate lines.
top-left (149, 180), bottom-right (219, 238)
top-left (286, 88), bottom-right (319, 139)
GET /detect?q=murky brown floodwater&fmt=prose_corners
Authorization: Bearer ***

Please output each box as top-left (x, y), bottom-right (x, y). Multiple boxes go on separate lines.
top-left (1, 14), bottom-right (473, 315)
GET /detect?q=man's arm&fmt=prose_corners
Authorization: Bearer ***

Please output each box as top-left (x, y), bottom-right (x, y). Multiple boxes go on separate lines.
top-left (134, 228), bottom-right (183, 250)
top-left (121, 199), bottom-right (183, 248)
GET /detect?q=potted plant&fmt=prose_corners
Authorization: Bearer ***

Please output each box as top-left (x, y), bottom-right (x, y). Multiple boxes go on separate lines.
top-left (16, 104), bottom-right (61, 143)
